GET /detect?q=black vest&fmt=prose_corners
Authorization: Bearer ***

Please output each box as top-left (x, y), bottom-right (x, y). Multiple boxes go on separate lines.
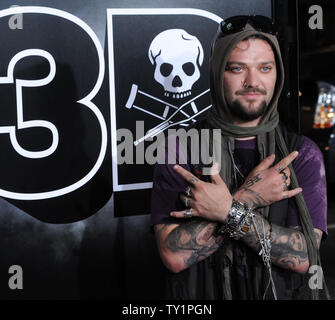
top-left (164, 123), bottom-right (311, 300)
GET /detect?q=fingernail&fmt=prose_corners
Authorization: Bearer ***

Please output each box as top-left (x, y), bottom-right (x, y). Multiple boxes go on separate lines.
top-left (173, 165), bottom-right (179, 170)
top-left (293, 151), bottom-right (299, 156)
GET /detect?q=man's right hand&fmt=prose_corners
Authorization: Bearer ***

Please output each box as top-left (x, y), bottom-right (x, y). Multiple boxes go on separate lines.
top-left (233, 151), bottom-right (302, 209)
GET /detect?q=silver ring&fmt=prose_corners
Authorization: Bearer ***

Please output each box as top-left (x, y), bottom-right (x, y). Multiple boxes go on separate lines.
top-left (277, 166), bottom-right (284, 173)
top-left (283, 182), bottom-right (290, 191)
top-left (281, 171), bottom-right (288, 181)
top-left (184, 197), bottom-right (191, 208)
top-left (185, 186), bottom-right (192, 197)
top-left (184, 208), bottom-right (194, 218)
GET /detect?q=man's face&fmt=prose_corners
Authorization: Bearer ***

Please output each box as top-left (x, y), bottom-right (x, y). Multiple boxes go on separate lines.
top-left (223, 38), bottom-right (277, 122)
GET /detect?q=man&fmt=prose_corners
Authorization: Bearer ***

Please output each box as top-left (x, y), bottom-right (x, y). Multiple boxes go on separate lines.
top-left (151, 15), bottom-right (328, 300)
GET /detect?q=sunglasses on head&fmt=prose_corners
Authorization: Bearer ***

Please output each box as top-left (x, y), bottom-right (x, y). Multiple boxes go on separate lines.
top-left (211, 15), bottom-right (278, 55)
top-left (220, 15), bottom-right (277, 36)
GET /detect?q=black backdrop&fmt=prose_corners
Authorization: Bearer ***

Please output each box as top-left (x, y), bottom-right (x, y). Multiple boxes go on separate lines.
top-left (0, 0), bottom-right (298, 299)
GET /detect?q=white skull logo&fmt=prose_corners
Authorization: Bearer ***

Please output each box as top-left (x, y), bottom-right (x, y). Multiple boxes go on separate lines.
top-left (149, 29), bottom-right (204, 99)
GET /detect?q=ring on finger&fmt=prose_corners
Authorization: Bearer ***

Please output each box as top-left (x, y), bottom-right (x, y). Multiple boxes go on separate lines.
top-left (283, 182), bottom-right (290, 191)
top-left (185, 186), bottom-right (192, 197)
top-left (184, 208), bottom-right (194, 218)
top-left (277, 166), bottom-right (284, 173)
top-left (184, 197), bottom-right (191, 208)
top-left (281, 171), bottom-right (288, 181)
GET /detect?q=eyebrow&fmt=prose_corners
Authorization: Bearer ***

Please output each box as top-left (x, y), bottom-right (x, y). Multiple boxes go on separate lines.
top-left (226, 61), bottom-right (276, 66)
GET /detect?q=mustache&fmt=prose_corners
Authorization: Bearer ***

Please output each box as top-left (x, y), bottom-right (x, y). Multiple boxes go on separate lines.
top-left (236, 88), bottom-right (267, 95)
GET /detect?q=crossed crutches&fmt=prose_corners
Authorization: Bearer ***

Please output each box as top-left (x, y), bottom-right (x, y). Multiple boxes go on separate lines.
top-left (125, 84), bottom-right (212, 145)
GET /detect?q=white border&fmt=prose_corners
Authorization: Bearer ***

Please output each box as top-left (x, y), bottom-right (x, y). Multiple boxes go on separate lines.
top-left (107, 8), bottom-right (222, 192)
top-left (0, 7), bottom-right (107, 200)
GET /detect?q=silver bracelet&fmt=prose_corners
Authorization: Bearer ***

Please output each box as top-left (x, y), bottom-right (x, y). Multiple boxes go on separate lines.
top-left (217, 200), bottom-right (254, 240)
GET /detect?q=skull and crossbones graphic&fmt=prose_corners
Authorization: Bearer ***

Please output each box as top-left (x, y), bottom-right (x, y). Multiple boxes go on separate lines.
top-left (125, 29), bottom-right (211, 145)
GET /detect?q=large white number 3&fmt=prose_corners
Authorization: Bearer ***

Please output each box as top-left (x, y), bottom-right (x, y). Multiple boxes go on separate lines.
top-left (0, 7), bottom-right (107, 200)
top-left (0, 49), bottom-right (59, 159)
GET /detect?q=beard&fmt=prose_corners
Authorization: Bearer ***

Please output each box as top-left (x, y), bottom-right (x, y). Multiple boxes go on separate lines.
top-left (228, 99), bottom-right (267, 122)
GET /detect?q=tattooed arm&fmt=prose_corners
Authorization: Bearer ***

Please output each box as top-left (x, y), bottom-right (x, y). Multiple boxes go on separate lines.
top-left (240, 212), bottom-right (323, 274)
top-left (158, 153), bottom-right (302, 273)
top-left (156, 152), bottom-right (305, 273)
top-left (231, 152), bottom-right (323, 274)
top-left (154, 214), bottom-right (322, 274)
top-left (154, 220), bottom-right (223, 273)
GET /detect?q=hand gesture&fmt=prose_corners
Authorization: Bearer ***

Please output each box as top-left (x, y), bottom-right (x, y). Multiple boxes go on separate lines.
top-left (170, 163), bottom-right (232, 223)
top-left (234, 151), bottom-right (302, 209)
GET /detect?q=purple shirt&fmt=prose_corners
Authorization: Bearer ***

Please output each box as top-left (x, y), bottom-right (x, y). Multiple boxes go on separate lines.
top-left (150, 135), bottom-right (328, 236)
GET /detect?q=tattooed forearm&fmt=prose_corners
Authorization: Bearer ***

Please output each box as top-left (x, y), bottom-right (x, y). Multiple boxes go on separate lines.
top-left (164, 220), bottom-right (223, 268)
top-left (240, 212), bottom-right (271, 249)
top-left (154, 224), bottom-right (171, 238)
top-left (241, 213), bottom-right (309, 273)
top-left (290, 226), bottom-right (322, 248)
top-left (270, 224), bottom-right (308, 270)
